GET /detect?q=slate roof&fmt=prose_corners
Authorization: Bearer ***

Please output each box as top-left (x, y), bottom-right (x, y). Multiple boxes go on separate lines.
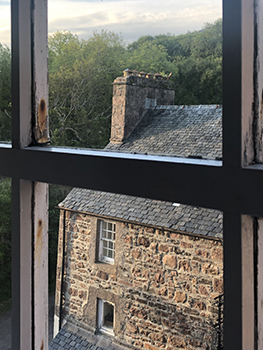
top-left (49, 322), bottom-right (127, 350)
top-left (106, 105), bottom-right (222, 160)
top-left (60, 104), bottom-right (223, 239)
top-left (59, 188), bottom-right (222, 238)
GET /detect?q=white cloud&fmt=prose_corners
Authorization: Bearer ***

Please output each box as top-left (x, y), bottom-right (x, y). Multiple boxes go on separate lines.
top-left (48, 0), bottom-right (221, 41)
top-left (0, 2), bottom-right (10, 44)
top-left (0, 0), bottom-right (221, 44)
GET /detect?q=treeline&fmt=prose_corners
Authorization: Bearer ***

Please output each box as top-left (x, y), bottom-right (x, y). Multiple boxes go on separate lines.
top-left (0, 19), bottom-right (222, 304)
top-left (0, 18), bottom-right (222, 148)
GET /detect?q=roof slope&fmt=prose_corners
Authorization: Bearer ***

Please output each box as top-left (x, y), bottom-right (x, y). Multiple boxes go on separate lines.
top-left (59, 188), bottom-right (222, 238)
top-left (106, 105), bottom-right (222, 160)
top-left (60, 105), bottom-right (223, 238)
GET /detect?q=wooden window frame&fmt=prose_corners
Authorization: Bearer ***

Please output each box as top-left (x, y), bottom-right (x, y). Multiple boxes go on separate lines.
top-left (1, 0), bottom-right (263, 349)
top-left (99, 220), bottom-right (116, 264)
top-left (97, 299), bottom-right (115, 335)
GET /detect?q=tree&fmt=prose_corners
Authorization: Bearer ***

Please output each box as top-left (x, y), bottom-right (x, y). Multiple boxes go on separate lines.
top-left (125, 41), bottom-right (174, 75)
top-left (0, 44), bottom-right (11, 141)
top-left (49, 31), bottom-right (125, 148)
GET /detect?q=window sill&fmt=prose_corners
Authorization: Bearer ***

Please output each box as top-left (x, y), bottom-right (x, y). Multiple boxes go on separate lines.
top-left (95, 262), bottom-right (117, 275)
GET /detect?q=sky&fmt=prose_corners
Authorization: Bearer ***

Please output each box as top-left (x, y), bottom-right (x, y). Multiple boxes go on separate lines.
top-left (0, 0), bottom-right (221, 45)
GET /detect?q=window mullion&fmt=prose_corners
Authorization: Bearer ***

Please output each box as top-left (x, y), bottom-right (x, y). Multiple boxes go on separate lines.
top-left (223, 0), bottom-right (255, 168)
top-left (223, 0), bottom-right (258, 349)
top-left (11, 1), bottom-right (49, 349)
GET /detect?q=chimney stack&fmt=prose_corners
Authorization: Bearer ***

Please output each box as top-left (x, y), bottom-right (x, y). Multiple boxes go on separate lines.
top-left (110, 69), bottom-right (175, 144)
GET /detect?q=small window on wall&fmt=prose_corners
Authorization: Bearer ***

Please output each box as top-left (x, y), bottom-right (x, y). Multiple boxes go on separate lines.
top-left (99, 220), bottom-right (116, 263)
top-left (98, 299), bottom-right (114, 335)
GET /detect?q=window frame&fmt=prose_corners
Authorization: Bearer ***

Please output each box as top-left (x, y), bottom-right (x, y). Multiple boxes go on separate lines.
top-left (97, 299), bottom-right (115, 335)
top-left (99, 220), bottom-right (116, 264)
top-left (2, 0), bottom-right (262, 349)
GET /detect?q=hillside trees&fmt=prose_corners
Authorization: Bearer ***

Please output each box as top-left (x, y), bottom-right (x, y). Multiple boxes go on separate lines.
top-left (0, 20), bottom-right (222, 145)
top-left (49, 31), bottom-right (125, 148)
top-left (0, 44), bottom-right (11, 141)
top-left (127, 18), bottom-right (222, 104)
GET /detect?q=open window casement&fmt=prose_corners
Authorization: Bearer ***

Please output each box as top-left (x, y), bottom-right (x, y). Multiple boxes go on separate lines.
top-left (98, 299), bottom-right (115, 335)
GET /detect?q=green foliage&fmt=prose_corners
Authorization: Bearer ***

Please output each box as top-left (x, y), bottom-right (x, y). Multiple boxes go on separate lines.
top-left (125, 41), bottom-right (174, 75)
top-left (0, 44), bottom-right (11, 141)
top-left (128, 19), bottom-right (222, 105)
top-left (49, 31), bottom-right (124, 148)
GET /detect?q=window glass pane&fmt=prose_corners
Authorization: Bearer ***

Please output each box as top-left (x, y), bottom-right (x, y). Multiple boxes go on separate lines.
top-left (103, 302), bottom-right (114, 328)
top-left (0, 1), bottom-right (11, 142)
top-left (47, 1), bottom-right (224, 348)
top-left (53, 186), bottom-right (223, 349)
top-left (47, 1), bottom-right (222, 158)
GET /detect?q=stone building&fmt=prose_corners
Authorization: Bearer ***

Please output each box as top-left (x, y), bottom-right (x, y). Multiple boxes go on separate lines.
top-left (53, 70), bottom-right (223, 350)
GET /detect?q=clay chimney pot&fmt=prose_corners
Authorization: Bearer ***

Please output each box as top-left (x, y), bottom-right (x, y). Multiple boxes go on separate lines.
top-left (123, 69), bottom-right (133, 77)
top-left (154, 73), bottom-right (163, 80)
top-left (139, 71), bottom-right (146, 77)
top-left (146, 73), bottom-right (154, 79)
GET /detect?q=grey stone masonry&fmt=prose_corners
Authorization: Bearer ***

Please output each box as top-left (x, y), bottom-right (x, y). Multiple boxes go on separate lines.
top-left (110, 71), bottom-right (175, 144)
top-left (49, 322), bottom-right (130, 350)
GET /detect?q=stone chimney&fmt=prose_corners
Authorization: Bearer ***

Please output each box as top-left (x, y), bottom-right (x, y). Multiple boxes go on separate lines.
top-left (110, 69), bottom-right (175, 144)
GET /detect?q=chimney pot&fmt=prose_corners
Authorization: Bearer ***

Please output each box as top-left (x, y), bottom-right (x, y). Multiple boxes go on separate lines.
top-left (154, 73), bottom-right (163, 80)
top-left (139, 71), bottom-right (146, 78)
top-left (146, 73), bottom-right (154, 79)
top-left (123, 69), bottom-right (133, 77)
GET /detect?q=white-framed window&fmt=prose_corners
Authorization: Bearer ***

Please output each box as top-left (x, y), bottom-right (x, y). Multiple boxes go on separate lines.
top-left (98, 299), bottom-right (115, 335)
top-left (99, 220), bottom-right (116, 263)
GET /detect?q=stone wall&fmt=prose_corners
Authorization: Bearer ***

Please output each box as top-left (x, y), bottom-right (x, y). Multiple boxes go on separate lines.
top-left (110, 72), bottom-right (175, 144)
top-left (55, 210), bottom-right (223, 350)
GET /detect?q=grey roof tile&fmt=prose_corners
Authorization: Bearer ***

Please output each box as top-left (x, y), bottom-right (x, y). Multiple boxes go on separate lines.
top-left (106, 105), bottom-right (222, 160)
top-left (59, 105), bottom-right (223, 239)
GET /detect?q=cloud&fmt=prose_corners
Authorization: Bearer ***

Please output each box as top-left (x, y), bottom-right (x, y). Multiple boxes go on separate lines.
top-left (0, 28), bottom-right (10, 45)
top-left (0, 0), bottom-right (221, 44)
top-left (48, 0), bottom-right (221, 42)
top-left (0, 1), bottom-right (10, 45)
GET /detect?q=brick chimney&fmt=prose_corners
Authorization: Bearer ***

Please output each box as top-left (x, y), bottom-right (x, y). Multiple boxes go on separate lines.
top-left (110, 69), bottom-right (175, 144)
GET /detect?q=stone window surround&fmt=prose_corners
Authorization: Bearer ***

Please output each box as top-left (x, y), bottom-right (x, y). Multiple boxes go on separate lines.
top-left (83, 286), bottom-right (124, 337)
top-left (98, 220), bottom-right (116, 264)
top-left (89, 215), bottom-right (122, 276)
top-left (97, 298), bottom-right (115, 335)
